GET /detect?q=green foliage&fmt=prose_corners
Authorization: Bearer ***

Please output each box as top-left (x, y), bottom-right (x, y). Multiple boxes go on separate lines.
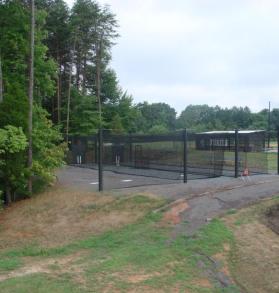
top-left (32, 106), bottom-right (66, 186)
top-left (0, 126), bottom-right (28, 203)
top-left (0, 1), bottom-right (64, 201)
top-left (135, 102), bottom-right (176, 133)
top-left (109, 113), bottom-right (124, 134)
top-left (177, 104), bottom-right (255, 131)
top-left (68, 89), bottom-right (99, 136)
top-left (148, 124), bottom-right (169, 134)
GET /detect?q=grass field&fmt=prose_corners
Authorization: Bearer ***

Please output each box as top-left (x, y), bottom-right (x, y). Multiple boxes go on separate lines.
top-left (0, 186), bottom-right (278, 292)
top-left (224, 197), bottom-right (279, 293)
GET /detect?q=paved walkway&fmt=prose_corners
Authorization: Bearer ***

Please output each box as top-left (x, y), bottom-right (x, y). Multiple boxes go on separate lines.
top-left (113, 173), bottom-right (279, 234)
top-left (57, 166), bottom-right (279, 234)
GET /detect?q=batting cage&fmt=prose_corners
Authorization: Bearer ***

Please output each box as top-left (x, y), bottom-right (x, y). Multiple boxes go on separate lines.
top-left (67, 129), bottom-right (276, 190)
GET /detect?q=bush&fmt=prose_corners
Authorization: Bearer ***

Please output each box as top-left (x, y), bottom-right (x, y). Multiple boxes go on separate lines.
top-left (0, 125), bottom-right (28, 205)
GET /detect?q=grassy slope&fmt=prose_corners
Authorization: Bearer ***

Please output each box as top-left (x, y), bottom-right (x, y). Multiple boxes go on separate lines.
top-left (0, 188), bottom-right (239, 293)
top-left (1, 185), bottom-right (278, 293)
top-left (224, 197), bottom-right (279, 293)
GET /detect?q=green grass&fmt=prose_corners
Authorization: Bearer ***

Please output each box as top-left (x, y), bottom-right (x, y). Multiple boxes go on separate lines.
top-left (0, 258), bottom-right (22, 272)
top-left (0, 274), bottom-right (84, 293)
top-left (267, 152), bottom-right (277, 172)
top-left (0, 209), bottom-right (238, 292)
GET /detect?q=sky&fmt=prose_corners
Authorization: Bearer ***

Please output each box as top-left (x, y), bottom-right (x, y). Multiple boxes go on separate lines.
top-left (66, 0), bottom-right (279, 114)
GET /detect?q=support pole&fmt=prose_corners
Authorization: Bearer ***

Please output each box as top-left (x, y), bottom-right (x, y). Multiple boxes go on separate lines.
top-left (94, 138), bottom-right (98, 164)
top-left (98, 129), bottom-right (103, 191)
top-left (235, 129), bottom-right (239, 178)
top-left (268, 101), bottom-right (271, 149)
top-left (183, 129), bottom-right (188, 183)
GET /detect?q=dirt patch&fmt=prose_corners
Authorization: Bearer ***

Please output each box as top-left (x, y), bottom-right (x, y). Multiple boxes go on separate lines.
top-left (110, 268), bottom-right (162, 285)
top-left (0, 185), bottom-right (160, 249)
top-left (126, 272), bottom-right (161, 284)
top-left (162, 199), bottom-right (189, 225)
top-left (191, 278), bottom-right (212, 289)
top-left (213, 244), bottom-right (233, 279)
top-left (265, 203), bottom-right (279, 234)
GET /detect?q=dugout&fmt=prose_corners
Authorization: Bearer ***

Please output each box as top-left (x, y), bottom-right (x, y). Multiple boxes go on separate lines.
top-left (195, 130), bottom-right (266, 152)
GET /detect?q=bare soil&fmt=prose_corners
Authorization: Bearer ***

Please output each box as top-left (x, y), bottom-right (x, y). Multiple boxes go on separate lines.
top-left (161, 199), bottom-right (189, 225)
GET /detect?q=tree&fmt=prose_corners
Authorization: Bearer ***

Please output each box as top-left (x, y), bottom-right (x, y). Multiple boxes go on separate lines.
top-left (136, 102), bottom-right (176, 133)
top-left (27, 0), bottom-right (35, 194)
top-left (66, 39), bottom-right (75, 142)
top-left (0, 0), bottom-right (64, 203)
top-left (0, 52), bottom-right (3, 103)
top-left (36, 0), bottom-right (71, 123)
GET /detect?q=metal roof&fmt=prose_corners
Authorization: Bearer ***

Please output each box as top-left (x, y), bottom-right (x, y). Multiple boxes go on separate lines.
top-left (198, 130), bottom-right (265, 135)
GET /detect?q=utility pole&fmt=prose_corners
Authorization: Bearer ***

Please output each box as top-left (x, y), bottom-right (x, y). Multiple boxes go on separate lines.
top-left (268, 101), bottom-right (271, 149)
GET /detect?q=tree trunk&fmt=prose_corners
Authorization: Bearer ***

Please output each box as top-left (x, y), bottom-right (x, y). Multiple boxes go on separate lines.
top-left (76, 54), bottom-right (80, 89)
top-left (66, 40), bottom-right (76, 143)
top-left (28, 0), bottom-right (35, 195)
top-left (96, 41), bottom-right (102, 128)
top-left (0, 52), bottom-right (3, 103)
top-left (82, 55), bottom-right (87, 95)
top-left (56, 52), bottom-right (61, 124)
top-left (5, 186), bottom-right (12, 206)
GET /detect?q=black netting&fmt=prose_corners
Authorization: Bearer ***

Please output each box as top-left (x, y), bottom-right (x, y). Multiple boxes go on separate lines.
top-left (66, 130), bottom-right (275, 190)
top-left (102, 132), bottom-right (184, 181)
top-left (238, 132), bottom-right (268, 176)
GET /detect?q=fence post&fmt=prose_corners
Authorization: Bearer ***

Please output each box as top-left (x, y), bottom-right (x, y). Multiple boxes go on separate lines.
top-left (98, 128), bottom-right (103, 191)
top-left (183, 129), bottom-right (188, 183)
top-left (94, 138), bottom-right (98, 164)
top-left (234, 129), bottom-right (239, 178)
top-left (277, 128), bottom-right (279, 175)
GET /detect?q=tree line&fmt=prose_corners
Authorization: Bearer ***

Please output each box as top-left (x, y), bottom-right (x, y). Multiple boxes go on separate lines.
top-left (0, 0), bottom-right (278, 206)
